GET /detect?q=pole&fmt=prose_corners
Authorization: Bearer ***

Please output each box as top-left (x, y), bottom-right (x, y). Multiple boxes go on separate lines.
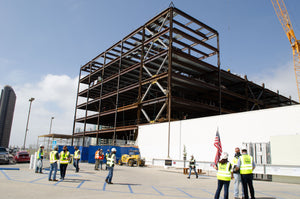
top-left (49, 117), bottom-right (54, 134)
top-left (48, 117), bottom-right (54, 152)
top-left (23, 97), bottom-right (35, 150)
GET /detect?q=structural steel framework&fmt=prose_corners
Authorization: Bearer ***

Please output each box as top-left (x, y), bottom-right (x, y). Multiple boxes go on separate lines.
top-left (72, 7), bottom-right (297, 146)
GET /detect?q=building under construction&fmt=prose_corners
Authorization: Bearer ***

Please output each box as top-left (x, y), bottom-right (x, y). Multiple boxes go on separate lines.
top-left (72, 6), bottom-right (297, 146)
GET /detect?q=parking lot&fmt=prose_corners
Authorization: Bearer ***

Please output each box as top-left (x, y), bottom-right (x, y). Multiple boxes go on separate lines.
top-left (1, 161), bottom-right (300, 199)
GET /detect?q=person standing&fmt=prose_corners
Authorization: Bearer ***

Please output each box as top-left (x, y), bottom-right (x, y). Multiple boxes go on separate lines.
top-left (59, 145), bottom-right (70, 180)
top-left (232, 147), bottom-right (244, 199)
top-left (214, 152), bottom-right (232, 199)
top-left (187, 155), bottom-right (198, 179)
top-left (94, 148), bottom-right (100, 170)
top-left (105, 148), bottom-right (116, 184)
top-left (105, 149), bottom-right (110, 170)
top-left (236, 149), bottom-right (256, 199)
top-left (48, 146), bottom-right (59, 181)
top-left (99, 149), bottom-right (104, 170)
top-left (35, 145), bottom-right (44, 173)
top-left (73, 146), bottom-right (81, 173)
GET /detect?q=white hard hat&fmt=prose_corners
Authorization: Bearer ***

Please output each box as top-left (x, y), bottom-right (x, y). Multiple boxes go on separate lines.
top-left (220, 152), bottom-right (228, 159)
top-left (111, 148), bottom-right (116, 152)
top-left (40, 144), bottom-right (44, 147)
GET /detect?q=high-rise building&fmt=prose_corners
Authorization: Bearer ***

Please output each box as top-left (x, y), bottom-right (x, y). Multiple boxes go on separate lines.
top-left (0, 85), bottom-right (16, 148)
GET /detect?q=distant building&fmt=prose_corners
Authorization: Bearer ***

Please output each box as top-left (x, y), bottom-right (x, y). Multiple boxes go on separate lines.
top-left (0, 85), bottom-right (16, 148)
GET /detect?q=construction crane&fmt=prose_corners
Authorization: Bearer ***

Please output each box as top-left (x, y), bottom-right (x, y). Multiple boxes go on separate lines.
top-left (271, 0), bottom-right (300, 102)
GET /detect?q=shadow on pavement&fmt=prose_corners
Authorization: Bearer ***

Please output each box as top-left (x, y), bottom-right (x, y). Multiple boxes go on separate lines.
top-left (112, 183), bottom-right (141, 186)
top-left (61, 178), bottom-right (91, 183)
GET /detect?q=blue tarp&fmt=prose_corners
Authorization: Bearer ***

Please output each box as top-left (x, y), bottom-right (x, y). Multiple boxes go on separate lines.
top-left (57, 145), bottom-right (139, 164)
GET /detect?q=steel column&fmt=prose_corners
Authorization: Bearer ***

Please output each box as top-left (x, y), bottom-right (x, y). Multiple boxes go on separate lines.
top-left (167, 7), bottom-right (173, 158)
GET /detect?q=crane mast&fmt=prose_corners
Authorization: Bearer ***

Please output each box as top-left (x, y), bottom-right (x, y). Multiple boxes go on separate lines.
top-left (271, 0), bottom-right (300, 102)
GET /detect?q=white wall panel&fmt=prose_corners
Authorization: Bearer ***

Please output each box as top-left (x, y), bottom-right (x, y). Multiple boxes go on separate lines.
top-left (137, 105), bottom-right (300, 164)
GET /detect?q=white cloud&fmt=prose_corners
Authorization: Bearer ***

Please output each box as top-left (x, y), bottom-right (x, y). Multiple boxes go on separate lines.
top-left (250, 61), bottom-right (298, 102)
top-left (9, 74), bottom-right (78, 147)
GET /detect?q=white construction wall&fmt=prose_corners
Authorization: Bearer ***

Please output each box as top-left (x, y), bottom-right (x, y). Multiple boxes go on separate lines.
top-left (137, 105), bottom-right (300, 164)
top-left (270, 135), bottom-right (300, 165)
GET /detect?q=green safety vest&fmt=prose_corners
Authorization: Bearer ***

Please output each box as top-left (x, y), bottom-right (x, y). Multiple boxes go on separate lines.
top-left (217, 162), bottom-right (231, 181)
top-left (106, 153), bottom-right (115, 167)
top-left (74, 150), bottom-right (81, 159)
top-left (60, 151), bottom-right (70, 164)
top-left (36, 149), bottom-right (44, 159)
top-left (50, 151), bottom-right (58, 163)
top-left (240, 154), bottom-right (253, 174)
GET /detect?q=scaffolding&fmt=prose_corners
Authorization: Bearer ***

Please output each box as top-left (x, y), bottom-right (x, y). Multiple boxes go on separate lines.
top-left (72, 6), bottom-right (297, 146)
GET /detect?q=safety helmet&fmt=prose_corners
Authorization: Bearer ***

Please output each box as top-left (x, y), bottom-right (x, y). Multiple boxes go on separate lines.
top-left (111, 148), bottom-right (116, 152)
top-left (40, 144), bottom-right (44, 148)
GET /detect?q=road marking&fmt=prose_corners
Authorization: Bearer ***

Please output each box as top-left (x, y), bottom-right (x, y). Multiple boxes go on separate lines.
top-left (280, 191), bottom-right (300, 197)
top-left (128, 185), bottom-right (133, 193)
top-left (199, 188), bottom-right (215, 196)
top-left (77, 180), bottom-right (85, 188)
top-left (152, 186), bottom-right (164, 196)
top-left (29, 176), bottom-right (48, 183)
top-left (176, 188), bottom-right (193, 198)
top-left (0, 168), bottom-right (20, 170)
top-left (0, 170), bottom-right (11, 180)
top-left (256, 190), bottom-right (285, 199)
top-left (103, 182), bottom-right (107, 191)
top-left (54, 180), bottom-right (61, 186)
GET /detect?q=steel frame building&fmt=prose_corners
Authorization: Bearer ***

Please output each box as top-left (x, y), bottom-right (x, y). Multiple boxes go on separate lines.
top-left (72, 7), bottom-right (297, 146)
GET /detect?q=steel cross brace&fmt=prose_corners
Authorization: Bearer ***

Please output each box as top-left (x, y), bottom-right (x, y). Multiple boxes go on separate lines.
top-left (141, 55), bottom-right (168, 122)
top-left (248, 85), bottom-right (264, 110)
top-left (144, 13), bottom-right (169, 59)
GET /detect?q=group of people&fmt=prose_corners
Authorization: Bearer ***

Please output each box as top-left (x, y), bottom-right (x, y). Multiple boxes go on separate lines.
top-left (35, 145), bottom-right (81, 181)
top-left (36, 144), bottom-right (255, 197)
top-left (92, 147), bottom-right (117, 184)
top-left (35, 145), bottom-right (117, 184)
top-left (94, 148), bottom-right (111, 170)
top-left (187, 147), bottom-right (255, 199)
top-left (214, 147), bottom-right (255, 199)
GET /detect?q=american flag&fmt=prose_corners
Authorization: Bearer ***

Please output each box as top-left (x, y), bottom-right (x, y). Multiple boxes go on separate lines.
top-left (213, 129), bottom-right (222, 165)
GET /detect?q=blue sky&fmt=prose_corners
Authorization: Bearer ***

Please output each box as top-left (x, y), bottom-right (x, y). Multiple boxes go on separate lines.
top-left (1, 0), bottom-right (300, 147)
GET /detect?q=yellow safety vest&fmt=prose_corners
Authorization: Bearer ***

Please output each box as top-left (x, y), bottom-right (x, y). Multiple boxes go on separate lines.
top-left (50, 151), bottom-right (58, 163)
top-left (60, 151), bottom-right (70, 164)
top-left (240, 154), bottom-right (253, 174)
top-left (232, 157), bottom-right (238, 166)
top-left (106, 153), bottom-right (115, 167)
top-left (36, 149), bottom-right (44, 158)
top-left (74, 150), bottom-right (81, 159)
top-left (217, 162), bottom-right (231, 181)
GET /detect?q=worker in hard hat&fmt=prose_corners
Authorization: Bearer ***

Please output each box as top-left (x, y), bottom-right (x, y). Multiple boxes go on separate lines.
top-left (73, 146), bottom-right (81, 172)
top-left (105, 148), bottom-right (116, 184)
top-left (59, 145), bottom-right (70, 180)
top-left (187, 155), bottom-right (198, 179)
top-left (35, 144), bottom-right (44, 173)
top-left (213, 152), bottom-right (232, 199)
top-left (105, 149), bottom-right (110, 170)
top-left (48, 146), bottom-right (59, 181)
top-left (235, 149), bottom-right (256, 199)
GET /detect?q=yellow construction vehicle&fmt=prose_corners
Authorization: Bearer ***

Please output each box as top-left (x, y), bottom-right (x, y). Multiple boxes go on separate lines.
top-left (118, 150), bottom-right (145, 167)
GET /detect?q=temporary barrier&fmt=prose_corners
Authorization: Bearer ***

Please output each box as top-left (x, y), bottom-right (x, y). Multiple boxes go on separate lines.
top-left (57, 145), bottom-right (140, 164)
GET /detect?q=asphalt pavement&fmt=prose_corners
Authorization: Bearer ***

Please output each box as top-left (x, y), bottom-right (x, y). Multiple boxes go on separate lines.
top-left (0, 160), bottom-right (299, 199)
